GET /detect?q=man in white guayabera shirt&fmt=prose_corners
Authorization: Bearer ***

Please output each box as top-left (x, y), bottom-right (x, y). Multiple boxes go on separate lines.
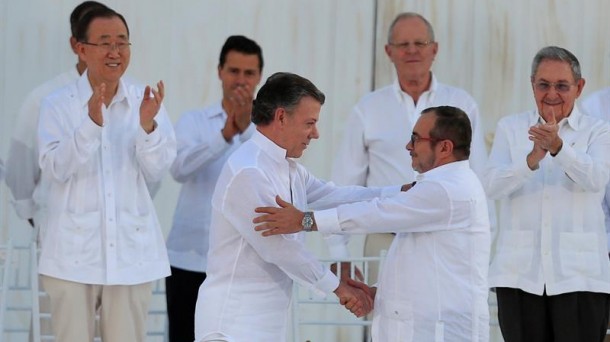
top-left (194, 72), bottom-right (411, 342)
top-left (485, 46), bottom-right (610, 342)
top-left (255, 106), bottom-right (491, 342)
top-left (37, 7), bottom-right (175, 342)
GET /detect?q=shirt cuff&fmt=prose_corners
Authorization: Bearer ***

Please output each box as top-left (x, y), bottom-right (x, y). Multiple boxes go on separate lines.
top-left (315, 208), bottom-right (341, 234)
top-left (137, 120), bottom-right (162, 147)
top-left (239, 124), bottom-right (255, 142)
top-left (380, 185), bottom-right (402, 198)
top-left (12, 198), bottom-right (36, 220)
top-left (309, 269), bottom-right (340, 298)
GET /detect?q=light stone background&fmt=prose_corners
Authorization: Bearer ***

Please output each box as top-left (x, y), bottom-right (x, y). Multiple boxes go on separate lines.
top-left (1, 0), bottom-right (609, 341)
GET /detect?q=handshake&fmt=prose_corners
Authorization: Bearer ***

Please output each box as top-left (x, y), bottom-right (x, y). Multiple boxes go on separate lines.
top-left (332, 263), bottom-right (375, 318)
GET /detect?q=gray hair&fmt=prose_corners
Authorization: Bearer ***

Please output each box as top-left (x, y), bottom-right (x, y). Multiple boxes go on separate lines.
top-left (530, 46), bottom-right (582, 81)
top-left (252, 72), bottom-right (325, 126)
top-left (387, 12), bottom-right (435, 43)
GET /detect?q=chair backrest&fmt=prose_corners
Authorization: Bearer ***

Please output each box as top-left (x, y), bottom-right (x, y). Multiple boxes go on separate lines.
top-left (0, 239), bottom-right (14, 339)
top-left (291, 250), bottom-right (387, 342)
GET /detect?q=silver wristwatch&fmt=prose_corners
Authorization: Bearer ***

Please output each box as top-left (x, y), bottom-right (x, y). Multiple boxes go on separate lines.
top-left (301, 211), bottom-right (314, 232)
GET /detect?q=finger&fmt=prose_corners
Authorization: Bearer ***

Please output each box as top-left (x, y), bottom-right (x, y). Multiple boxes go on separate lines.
top-left (254, 206), bottom-right (278, 214)
top-left (548, 106), bottom-right (557, 125)
top-left (254, 222), bottom-right (273, 231)
top-left (143, 85), bottom-right (151, 100)
top-left (157, 80), bottom-right (165, 100)
top-left (275, 195), bottom-right (290, 208)
top-left (262, 228), bottom-right (282, 237)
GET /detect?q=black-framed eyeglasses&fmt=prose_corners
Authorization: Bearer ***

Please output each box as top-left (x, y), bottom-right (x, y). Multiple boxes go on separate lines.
top-left (532, 81), bottom-right (575, 93)
top-left (389, 40), bottom-right (434, 51)
top-left (81, 41), bottom-right (131, 53)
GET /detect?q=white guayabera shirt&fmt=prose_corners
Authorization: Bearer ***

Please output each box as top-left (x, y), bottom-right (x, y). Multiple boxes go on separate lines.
top-left (195, 131), bottom-right (398, 342)
top-left (316, 160), bottom-right (491, 342)
top-left (485, 107), bottom-right (610, 296)
top-left (37, 71), bottom-right (176, 285)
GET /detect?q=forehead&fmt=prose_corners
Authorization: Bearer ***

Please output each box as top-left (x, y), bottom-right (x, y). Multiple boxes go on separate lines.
top-left (413, 112), bottom-right (436, 133)
top-left (87, 16), bottom-right (128, 40)
top-left (391, 17), bottom-right (429, 40)
top-left (533, 59), bottom-right (575, 82)
top-left (222, 51), bottom-right (260, 70)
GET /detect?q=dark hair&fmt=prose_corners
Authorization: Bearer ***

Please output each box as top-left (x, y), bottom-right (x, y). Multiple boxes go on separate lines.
top-left (219, 35), bottom-right (264, 72)
top-left (531, 46), bottom-right (581, 81)
top-left (422, 106), bottom-right (472, 160)
top-left (75, 7), bottom-right (129, 43)
top-left (70, 1), bottom-right (109, 38)
top-left (252, 72), bottom-right (325, 126)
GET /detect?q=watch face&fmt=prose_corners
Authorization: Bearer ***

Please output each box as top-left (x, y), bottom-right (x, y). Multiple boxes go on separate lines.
top-left (302, 212), bottom-right (314, 230)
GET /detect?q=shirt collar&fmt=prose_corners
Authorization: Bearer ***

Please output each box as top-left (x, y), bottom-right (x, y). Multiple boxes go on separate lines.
top-left (251, 129), bottom-right (289, 163)
top-left (392, 72), bottom-right (438, 103)
top-left (416, 160), bottom-right (470, 182)
top-left (77, 70), bottom-right (131, 109)
top-left (205, 101), bottom-right (225, 119)
top-left (532, 104), bottom-right (583, 130)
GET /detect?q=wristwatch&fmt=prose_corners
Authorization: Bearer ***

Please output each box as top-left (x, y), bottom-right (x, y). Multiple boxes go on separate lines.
top-left (301, 211), bottom-right (314, 232)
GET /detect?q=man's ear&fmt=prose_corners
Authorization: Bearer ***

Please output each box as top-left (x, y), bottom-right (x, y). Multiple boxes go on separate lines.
top-left (274, 107), bottom-right (286, 125)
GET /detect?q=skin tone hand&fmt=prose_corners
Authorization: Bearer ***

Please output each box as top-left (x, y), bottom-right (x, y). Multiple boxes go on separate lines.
top-left (334, 279), bottom-right (374, 317)
top-left (527, 103), bottom-right (563, 169)
top-left (222, 85), bottom-right (254, 141)
top-left (254, 195), bottom-right (305, 236)
top-left (140, 81), bottom-right (165, 134)
top-left (88, 83), bottom-right (106, 126)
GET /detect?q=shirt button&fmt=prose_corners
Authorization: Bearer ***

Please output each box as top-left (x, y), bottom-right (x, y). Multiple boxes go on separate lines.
top-left (109, 243), bottom-right (114, 247)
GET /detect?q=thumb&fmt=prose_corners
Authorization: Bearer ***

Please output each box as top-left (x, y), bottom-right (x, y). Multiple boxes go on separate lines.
top-left (275, 195), bottom-right (290, 208)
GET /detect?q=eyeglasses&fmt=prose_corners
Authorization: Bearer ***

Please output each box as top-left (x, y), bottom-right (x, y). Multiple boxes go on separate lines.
top-left (532, 81), bottom-right (575, 93)
top-left (409, 134), bottom-right (439, 145)
top-left (81, 41), bottom-right (131, 53)
top-left (389, 40), bottom-right (434, 51)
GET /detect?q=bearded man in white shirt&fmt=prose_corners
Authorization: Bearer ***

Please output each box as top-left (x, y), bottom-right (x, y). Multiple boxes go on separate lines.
top-left (5, 0), bottom-right (108, 230)
top-left (328, 12), bottom-right (491, 286)
top-left (37, 7), bottom-right (176, 342)
top-left (485, 46), bottom-right (610, 342)
top-left (194, 72), bottom-right (412, 342)
top-left (166, 35), bottom-right (263, 342)
top-left (254, 105), bottom-right (491, 341)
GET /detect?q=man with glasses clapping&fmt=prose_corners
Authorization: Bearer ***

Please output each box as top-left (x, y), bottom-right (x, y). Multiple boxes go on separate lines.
top-left (485, 46), bottom-right (610, 342)
top-left (36, 7), bottom-right (175, 342)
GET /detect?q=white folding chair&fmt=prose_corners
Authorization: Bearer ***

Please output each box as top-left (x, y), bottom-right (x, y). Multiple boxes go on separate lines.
top-left (0, 239), bottom-right (14, 340)
top-left (291, 250), bottom-right (387, 342)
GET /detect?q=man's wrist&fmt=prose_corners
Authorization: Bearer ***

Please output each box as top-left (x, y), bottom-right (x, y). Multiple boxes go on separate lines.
top-left (301, 211), bottom-right (314, 232)
top-left (550, 139), bottom-right (563, 157)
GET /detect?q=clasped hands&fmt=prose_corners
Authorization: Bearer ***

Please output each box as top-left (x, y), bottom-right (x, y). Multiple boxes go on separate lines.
top-left (222, 85), bottom-right (254, 141)
top-left (527, 105), bottom-right (563, 169)
top-left (253, 195), bottom-right (374, 317)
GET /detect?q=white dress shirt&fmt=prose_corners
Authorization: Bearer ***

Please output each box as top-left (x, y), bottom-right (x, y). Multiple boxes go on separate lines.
top-left (194, 130), bottom-right (398, 342)
top-left (484, 107), bottom-right (610, 296)
top-left (6, 67), bottom-right (79, 223)
top-left (37, 71), bottom-right (176, 285)
top-left (328, 75), bottom-right (491, 257)
top-left (315, 161), bottom-right (491, 342)
top-left (581, 88), bottom-right (610, 250)
top-left (167, 102), bottom-right (255, 272)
